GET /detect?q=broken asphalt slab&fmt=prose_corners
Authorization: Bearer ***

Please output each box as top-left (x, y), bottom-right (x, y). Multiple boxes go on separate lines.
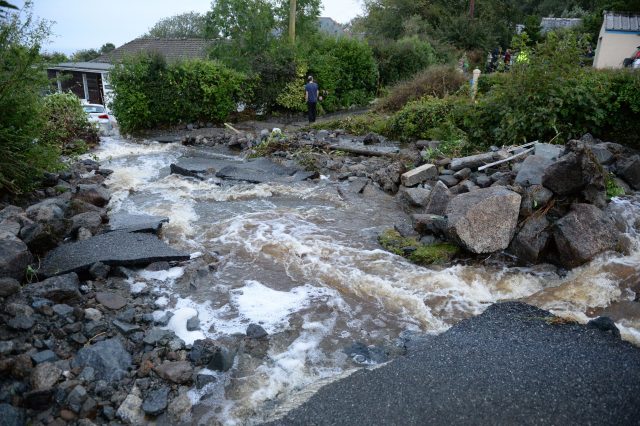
top-left (41, 231), bottom-right (190, 277)
top-left (270, 302), bottom-right (640, 425)
top-left (170, 156), bottom-right (235, 179)
top-left (106, 212), bottom-right (169, 234)
top-left (215, 157), bottom-right (316, 184)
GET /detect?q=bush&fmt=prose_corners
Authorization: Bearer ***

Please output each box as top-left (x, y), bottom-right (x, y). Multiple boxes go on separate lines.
top-left (376, 65), bottom-right (467, 111)
top-left (372, 36), bottom-right (438, 87)
top-left (0, 6), bottom-right (65, 194)
top-left (467, 32), bottom-right (640, 149)
top-left (313, 113), bottom-right (390, 136)
top-left (110, 54), bottom-right (249, 133)
top-left (388, 96), bottom-right (466, 141)
top-left (40, 93), bottom-right (98, 154)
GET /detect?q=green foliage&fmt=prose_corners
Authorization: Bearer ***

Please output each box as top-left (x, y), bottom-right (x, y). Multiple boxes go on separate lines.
top-left (110, 54), bottom-right (248, 133)
top-left (376, 65), bottom-right (467, 111)
top-left (70, 48), bottom-right (101, 62)
top-left (313, 113), bottom-right (390, 136)
top-left (249, 130), bottom-right (290, 158)
top-left (467, 32), bottom-right (640, 149)
top-left (378, 229), bottom-right (459, 265)
top-left (372, 36), bottom-right (438, 86)
top-left (40, 93), bottom-right (98, 154)
top-left (606, 173), bottom-right (625, 199)
top-left (147, 12), bottom-right (206, 38)
top-left (389, 96), bottom-right (466, 141)
top-left (0, 4), bottom-right (66, 194)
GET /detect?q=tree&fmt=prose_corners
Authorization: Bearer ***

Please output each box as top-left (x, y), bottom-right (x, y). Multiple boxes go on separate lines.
top-left (70, 48), bottom-right (100, 62)
top-left (41, 50), bottom-right (68, 63)
top-left (147, 12), bottom-right (207, 38)
top-left (100, 42), bottom-right (115, 53)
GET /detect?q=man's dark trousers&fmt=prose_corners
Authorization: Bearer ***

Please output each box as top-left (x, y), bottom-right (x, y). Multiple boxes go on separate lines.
top-left (307, 102), bottom-right (317, 123)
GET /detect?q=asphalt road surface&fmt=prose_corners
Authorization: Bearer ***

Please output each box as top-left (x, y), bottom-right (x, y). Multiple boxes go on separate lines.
top-left (269, 302), bottom-right (640, 425)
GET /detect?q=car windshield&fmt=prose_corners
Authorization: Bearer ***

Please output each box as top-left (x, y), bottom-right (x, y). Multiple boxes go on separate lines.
top-left (83, 105), bottom-right (105, 113)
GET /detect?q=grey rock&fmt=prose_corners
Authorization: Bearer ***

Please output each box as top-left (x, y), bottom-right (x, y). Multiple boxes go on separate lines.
top-left (0, 278), bottom-right (20, 297)
top-left (553, 203), bottom-right (622, 269)
top-left (67, 385), bottom-right (88, 413)
top-left (83, 320), bottom-right (108, 337)
top-left (520, 185), bottom-right (554, 218)
top-left (216, 157), bottom-right (316, 184)
top-left (509, 215), bottom-right (551, 264)
top-left (107, 212), bottom-right (169, 234)
top-left (78, 366), bottom-right (95, 382)
top-left (0, 205), bottom-right (24, 223)
top-left (208, 346), bottom-right (234, 372)
top-left (31, 362), bottom-right (62, 390)
top-left (0, 341), bottom-right (14, 355)
top-left (41, 231), bottom-right (191, 277)
top-left (438, 175), bottom-right (459, 188)
top-left (0, 231), bottom-right (32, 280)
top-left (363, 132), bottom-right (382, 145)
top-left (76, 227), bottom-right (93, 240)
top-left (142, 387), bottom-right (169, 416)
top-left (196, 373), bottom-right (217, 389)
top-left (450, 151), bottom-right (507, 171)
top-left (0, 220), bottom-right (20, 236)
top-left (154, 361), bottom-right (193, 384)
top-left (246, 323), bottom-right (268, 339)
top-left (515, 155), bottom-right (555, 187)
top-left (446, 187), bottom-right (521, 254)
top-left (84, 308), bottom-right (102, 322)
top-left (189, 339), bottom-right (219, 365)
top-left (143, 328), bottom-right (176, 346)
top-left (0, 403), bottom-right (24, 426)
top-left (89, 262), bottom-right (110, 279)
top-left (69, 212), bottom-right (103, 235)
top-left (617, 155), bottom-right (640, 190)
top-left (25, 198), bottom-right (66, 223)
top-left (31, 350), bottom-right (58, 364)
top-left (534, 143), bottom-right (564, 160)
top-left (7, 315), bottom-right (34, 330)
top-left (6, 302), bottom-right (33, 317)
top-left (52, 304), bottom-right (74, 317)
top-left (154, 311), bottom-right (173, 326)
top-left (474, 175), bottom-right (492, 188)
top-left (167, 392), bottom-right (192, 423)
top-left (186, 316), bottom-right (200, 331)
top-left (96, 292), bottom-right (127, 310)
top-left (75, 184), bottom-right (110, 207)
top-left (113, 320), bottom-right (142, 335)
top-left (412, 214), bottom-right (447, 236)
top-left (453, 168), bottom-right (471, 180)
top-left (424, 181), bottom-right (452, 216)
top-left (117, 393), bottom-right (144, 425)
top-left (591, 144), bottom-right (615, 165)
top-left (401, 164), bottom-right (438, 187)
top-left (23, 389), bottom-right (53, 410)
top-left (26, 273), bottom-right (81, 303)
top-left (72, 338), bottom-right (132, 383)
top-left (399, 186), bottom-right (431, 207)
top-left (455, 180), bottom-right (479, 194)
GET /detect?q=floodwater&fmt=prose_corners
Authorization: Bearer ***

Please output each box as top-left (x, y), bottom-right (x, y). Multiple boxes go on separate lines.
top-left (93, 136), bottom-right (640, 425)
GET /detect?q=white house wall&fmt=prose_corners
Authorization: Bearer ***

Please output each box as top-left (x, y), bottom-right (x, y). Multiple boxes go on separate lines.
top-left (594, 31), bottom-right (640, 68)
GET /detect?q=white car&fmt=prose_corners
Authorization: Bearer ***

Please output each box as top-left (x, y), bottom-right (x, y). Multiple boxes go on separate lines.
top-left (83, 103), bottom-right (117, 135)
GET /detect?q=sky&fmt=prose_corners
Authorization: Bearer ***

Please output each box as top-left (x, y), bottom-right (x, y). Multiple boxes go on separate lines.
top-left (13, 0), bottom-right (364, 54)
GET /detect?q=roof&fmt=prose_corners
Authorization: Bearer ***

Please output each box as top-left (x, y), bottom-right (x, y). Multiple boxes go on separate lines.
top-left (603, 12), bottom-right (640, 32)
top-left (48, 62), bottom-right (114, 73)
top-left (540, 18), bottom-right (582, 33)
top-left (91, 38), bottom-right (213, 63)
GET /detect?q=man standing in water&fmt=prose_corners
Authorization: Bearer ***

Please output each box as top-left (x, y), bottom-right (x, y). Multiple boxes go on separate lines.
top-left (304, 75), bottom-right (319, 123)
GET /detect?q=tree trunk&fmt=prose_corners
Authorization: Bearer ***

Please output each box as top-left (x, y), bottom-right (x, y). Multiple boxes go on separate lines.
top-left (289, 0), bottom-right (297, 43)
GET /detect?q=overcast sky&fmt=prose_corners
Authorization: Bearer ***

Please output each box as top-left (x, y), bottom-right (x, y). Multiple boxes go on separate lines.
top-left (13, 0), bottom-right (363, 54)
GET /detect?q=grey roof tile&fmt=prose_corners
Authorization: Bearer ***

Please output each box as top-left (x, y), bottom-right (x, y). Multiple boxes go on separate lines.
top-left (91, 38), bottom-right (213, 64)
top-left (604, 12), bottom-right (640, 32)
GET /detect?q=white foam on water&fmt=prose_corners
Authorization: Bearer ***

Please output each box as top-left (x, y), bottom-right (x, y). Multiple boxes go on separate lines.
top-left (139, 267), bottom-right (185, 283)
top-left (155, 296), bottom-right (169, 308)
top-left (129, 281), bottom-right (147, 294)
top-left (165, 307), bottom-right (205, 345)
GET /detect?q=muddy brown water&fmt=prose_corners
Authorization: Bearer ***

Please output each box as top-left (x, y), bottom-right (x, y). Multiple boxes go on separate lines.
top-left (93, 136), bottom-right (640, 425)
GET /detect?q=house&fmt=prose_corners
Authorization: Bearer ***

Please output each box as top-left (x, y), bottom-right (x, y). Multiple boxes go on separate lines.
top-left (540, 17), bottom-right (582, 33)
top-left (318, 17), bottom-right (346, 37)
top-left (594, 11), bottom-right (640, 69)
top-left (47, 38), bottom-right (214, 108)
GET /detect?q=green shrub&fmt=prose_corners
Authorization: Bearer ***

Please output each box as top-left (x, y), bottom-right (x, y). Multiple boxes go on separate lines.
top-left (110, 54), bottom-right (249, 133)
top-left (378, 229), bottom-right (459, 265)
top-left (372, 36), bottom-right (438, 86)
top-left (40, 93), bottom-right (98, 154)
top-left (377, 65), bottom-right (467, 111)
top-left (0, 6), bottom-right (65, 194)
top-left (313, 113), bottom-right (390, 136)
top-left (389, 96), bottom-right (466, 141)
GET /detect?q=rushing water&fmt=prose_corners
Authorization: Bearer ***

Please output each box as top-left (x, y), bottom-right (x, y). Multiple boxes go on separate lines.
top-left (93, 136), bottom-right (640, 425)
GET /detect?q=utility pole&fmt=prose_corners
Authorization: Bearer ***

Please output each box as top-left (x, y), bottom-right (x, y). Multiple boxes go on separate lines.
top-left (469, 0), bottom-right (475, 18)
top-left (289, 0), bottom-right (297, 43)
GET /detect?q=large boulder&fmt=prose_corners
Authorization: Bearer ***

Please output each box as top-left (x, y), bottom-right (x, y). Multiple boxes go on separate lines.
top-left (25, 273), bottom-right (81, 303)
top-left (0, 231), bottom-right (32, 281)
top-left (508, 215), bottom-right (551, 264)
top-left (71, 338), bottom-right (132, 383)
top-left (514, 155), bottom-right (555, 187)
top-left (541, 141), bottom-right (606, 208)
top-left (553, 203), bottom-right (622, 269)
top-left (424, 181), bottom-right (451, 216)
top-left (445, 187), bottom-right (521, 254)
top-left (400, 164), bottom-right (438, 187)
top-left (74, 184), bottom-right (111, 207)
top-left (617, 155), bottom-right (640, 190)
